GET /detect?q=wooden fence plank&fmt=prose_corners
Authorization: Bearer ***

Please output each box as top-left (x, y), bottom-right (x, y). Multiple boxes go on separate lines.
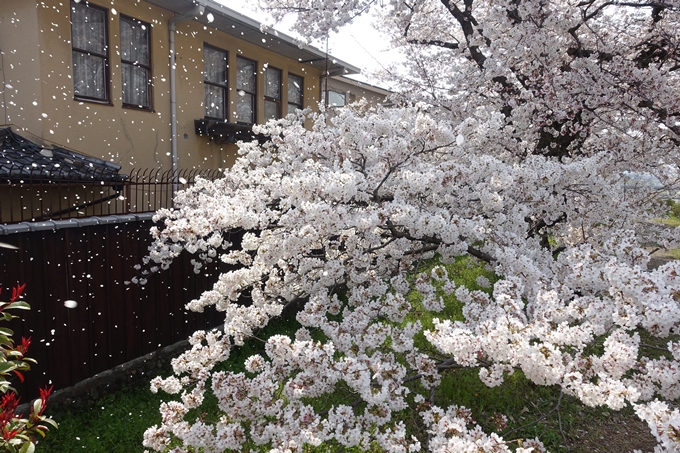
top-left (64, 228), bottom-right (95, 384)
top-left (105, 224), bottom-right (128, 368)
top-left (87, 225), bottom-right (112, 374)
top-left (40, 232), bottom-right (72, 393)
top-left (19, 231), bottom-right (49, 396)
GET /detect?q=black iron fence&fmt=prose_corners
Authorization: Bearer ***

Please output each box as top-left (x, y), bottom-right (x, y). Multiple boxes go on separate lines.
top-left (1, 167), bottom-right (223, 224)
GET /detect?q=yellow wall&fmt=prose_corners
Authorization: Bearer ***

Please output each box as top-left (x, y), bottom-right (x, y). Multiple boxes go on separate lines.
top-left (0, 0), bottom-right (322, 174)
top-left (0, 1), bottom-right (44, 135)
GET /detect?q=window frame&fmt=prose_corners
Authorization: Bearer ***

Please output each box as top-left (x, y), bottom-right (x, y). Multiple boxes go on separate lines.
top-left (264, 66), bottom-right (282, 121)
top-left (203, 44), bottom-right (229, 120)
top-left (120, 14), bottom-right (152, 111)
top-left (236, 56), bottom-right (258, 125)
top-left (287, 73), bottom-right (304, 114)
top-left (70, 0), bottom-right (111, 104)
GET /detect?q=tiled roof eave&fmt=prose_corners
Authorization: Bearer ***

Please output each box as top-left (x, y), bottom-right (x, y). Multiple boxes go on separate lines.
top-left (0, 128), bottom-right (127, 183)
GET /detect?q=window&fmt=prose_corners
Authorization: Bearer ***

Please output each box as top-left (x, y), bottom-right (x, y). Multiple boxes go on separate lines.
top-left (236, 56), bottom-right (257, 124)
top-left (264, 66), bottom-right (282, 121)
top-left (326, 90), bottom-right (346, 107)
top-left (204, 45), bottom-right (228, 119)
top-left (288, 74), bottom-right (303, 114)
top-left (71, 1), bottom-right (109, 102)
top-left (120, 16), bottom-right (151, 109)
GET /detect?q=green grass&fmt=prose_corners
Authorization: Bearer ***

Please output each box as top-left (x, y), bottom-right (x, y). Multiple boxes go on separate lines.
top-left (39, 256), bottom-right (661, 453)
top-left (40, 384), bottom-right (165, 452)
top-left (656, 248), bottom-right (680, 259)
top-left (656, 214), bottom-right (680, 227)
top-left (656, 199), bottom-right (680, 226)
top-left (660, 200), bottom-right (680, 225)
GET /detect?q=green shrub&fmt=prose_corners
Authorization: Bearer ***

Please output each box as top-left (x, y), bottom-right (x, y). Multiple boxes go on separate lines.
top-left (671, 202), bottom-right (680, 218)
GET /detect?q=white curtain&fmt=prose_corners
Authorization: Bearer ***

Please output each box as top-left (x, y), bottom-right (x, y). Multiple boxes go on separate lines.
top-left (204, 47), bottom-right (227, 118)
top-left (288, 74), bottom-right (303, 113)
top-left (71, 3), bottom-right (107, 100)
top-left (264, 67), bottom-right (281, 120)
top-left (121, 18), bottom-right (150, 106)
top-left (236, 58), bottom-right (256, 123)
top-left (122, 64), bottom-right (149, 106)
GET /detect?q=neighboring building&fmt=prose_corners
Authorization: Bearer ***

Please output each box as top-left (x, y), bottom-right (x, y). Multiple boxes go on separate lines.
top-left (0, 0), bottom-right (360, 177)
top-left (323, 76), bottom-right (392, 108)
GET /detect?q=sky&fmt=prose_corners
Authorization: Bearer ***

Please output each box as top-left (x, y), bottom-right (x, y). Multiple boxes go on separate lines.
top-left (217, 1), bottom-right (401, 87)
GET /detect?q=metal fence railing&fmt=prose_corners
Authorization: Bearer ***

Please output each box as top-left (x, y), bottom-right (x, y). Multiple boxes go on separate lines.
top-left (0, 167), bottom-right (223, 224)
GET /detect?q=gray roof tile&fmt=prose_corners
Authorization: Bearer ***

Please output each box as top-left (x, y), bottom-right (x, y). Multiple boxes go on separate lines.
top-left (0, 128), bottom-right (128, 182)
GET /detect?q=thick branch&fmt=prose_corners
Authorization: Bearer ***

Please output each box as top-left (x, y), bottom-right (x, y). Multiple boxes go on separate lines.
top-left (406, 39), bottom-right (460, 50)
top-left (439, 0), bottom-right (487, 69)
top-left (382, 220), bottom-right (496, 263)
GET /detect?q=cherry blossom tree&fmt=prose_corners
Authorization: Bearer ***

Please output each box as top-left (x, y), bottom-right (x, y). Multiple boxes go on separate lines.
top-left (143, 1), bottom-right (680, 451)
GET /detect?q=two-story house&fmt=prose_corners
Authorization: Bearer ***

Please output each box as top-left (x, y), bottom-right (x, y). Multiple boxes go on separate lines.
top-left (0, 0), bottom-right (362, 175)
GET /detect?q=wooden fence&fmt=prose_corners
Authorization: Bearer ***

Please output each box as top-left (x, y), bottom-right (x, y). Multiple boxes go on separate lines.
top-left (0, 219), bottom-right (232, 400)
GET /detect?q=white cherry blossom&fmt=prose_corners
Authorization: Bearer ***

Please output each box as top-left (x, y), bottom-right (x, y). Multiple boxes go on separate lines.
top-left (143, 1), bottom-right (680, 451)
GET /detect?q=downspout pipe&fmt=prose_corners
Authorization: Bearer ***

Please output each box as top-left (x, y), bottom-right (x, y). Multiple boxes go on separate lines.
top-left (169, 4), bottom-right (205, 198)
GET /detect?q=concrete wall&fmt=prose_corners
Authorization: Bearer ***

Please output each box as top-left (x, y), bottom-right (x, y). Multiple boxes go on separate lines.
top-left (0, 0), bottom-right (323, 174)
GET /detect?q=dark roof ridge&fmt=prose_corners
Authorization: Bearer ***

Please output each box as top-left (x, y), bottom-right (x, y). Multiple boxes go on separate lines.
top-left (0, 127), bottom-right (127, 183)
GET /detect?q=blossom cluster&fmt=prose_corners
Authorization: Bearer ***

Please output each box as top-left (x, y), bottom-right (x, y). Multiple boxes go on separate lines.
top-left (143, 1), bottom-right (680, 452)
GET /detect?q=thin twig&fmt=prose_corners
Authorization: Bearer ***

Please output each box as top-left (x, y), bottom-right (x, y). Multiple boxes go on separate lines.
top-left (641, 343), bottom-right (670, 352)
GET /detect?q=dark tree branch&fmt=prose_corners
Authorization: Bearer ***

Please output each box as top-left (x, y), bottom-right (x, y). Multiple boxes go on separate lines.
top-left (381, 220), bottom-right (496, 263)
top-left (406, 39), bottom-right (460, 50)
top-left (439, 0), bottom-right (487, 69)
